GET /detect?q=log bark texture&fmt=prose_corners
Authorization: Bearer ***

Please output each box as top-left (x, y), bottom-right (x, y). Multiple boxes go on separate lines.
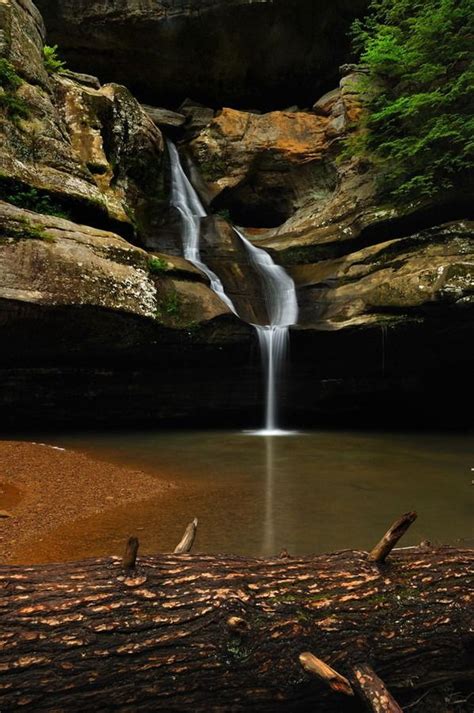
top-left (0, 546), bottom-right (472, 712)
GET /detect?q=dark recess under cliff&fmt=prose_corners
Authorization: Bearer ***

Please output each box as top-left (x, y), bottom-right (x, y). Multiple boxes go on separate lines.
top-left (34, 0), bottom-right (368, 110)
top-left (0, 302), bottom-right (472, 430)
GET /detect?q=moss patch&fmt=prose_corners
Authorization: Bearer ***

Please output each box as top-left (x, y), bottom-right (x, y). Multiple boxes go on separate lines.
top-left (3, 219), bottom-right (53, 242)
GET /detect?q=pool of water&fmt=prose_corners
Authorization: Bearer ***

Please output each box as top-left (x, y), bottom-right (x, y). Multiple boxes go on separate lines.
top-left (16, 429), bottom-right (473, 562)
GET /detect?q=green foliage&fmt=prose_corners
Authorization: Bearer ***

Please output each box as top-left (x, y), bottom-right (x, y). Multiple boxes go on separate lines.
top-left (6, 219), bottom-right (53, 242)
top-left (1, 183), bottom-right (70, 219)
top-left (347, 0), bottom-right (474, 204)
top-left (215, 208), bottom-right (231, 221)
top-left (0, 59), bottom-right (30, 122)
top-left (155, 291), bottom-right (181, 320)
top-left (148, 255), bottom-right (169, 274)
top-left (161, 291), bottom-right (181, 316)
top-left (43, 45), bottom-right (66, 74)
top-left (0, 59), bottom-right (22, 92)
top-left (0, 93), bottom-right (30, 121)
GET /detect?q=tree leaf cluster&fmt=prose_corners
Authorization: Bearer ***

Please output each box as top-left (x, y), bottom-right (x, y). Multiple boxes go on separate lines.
top-left (348, 0), bottom-right (474, 204)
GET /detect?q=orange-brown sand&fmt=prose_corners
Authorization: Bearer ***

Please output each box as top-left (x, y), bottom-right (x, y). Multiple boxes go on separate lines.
top-left (0, 440), bottom-right (174, 564)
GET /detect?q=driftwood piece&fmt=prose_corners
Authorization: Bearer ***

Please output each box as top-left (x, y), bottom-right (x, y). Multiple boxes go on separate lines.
top-left (369, 511), bottom-right (417, 563)
top-left (352, 663), bottom-right (403, 712)
top-left (0, 545), bottom-right (472, 711)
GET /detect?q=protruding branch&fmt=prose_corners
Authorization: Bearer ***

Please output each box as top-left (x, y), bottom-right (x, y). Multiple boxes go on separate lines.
top-left (227, 616), bottom-right (250, 635)
top-left (123, 537), bottom-right (139, 570)
top-left (369, 511), bottom-right (417, 564)
top-left (174, 518), bottom-right (198, 554)
top-left (352, 663), bottom-right (403, 712)
top-left (299, 652), bottom-right (354, 696)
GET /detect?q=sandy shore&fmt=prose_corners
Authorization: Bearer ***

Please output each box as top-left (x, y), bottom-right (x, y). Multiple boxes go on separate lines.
top-left (0, 440), bottom-right (174, 564)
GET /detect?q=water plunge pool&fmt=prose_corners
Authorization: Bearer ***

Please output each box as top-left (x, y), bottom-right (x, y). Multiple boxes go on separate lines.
top-left (12, 429), bottom-right (473, 563)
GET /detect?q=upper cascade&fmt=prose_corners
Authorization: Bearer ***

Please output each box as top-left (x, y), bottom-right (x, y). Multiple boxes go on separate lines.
top-left (34, 0), bottom-right (368, 110)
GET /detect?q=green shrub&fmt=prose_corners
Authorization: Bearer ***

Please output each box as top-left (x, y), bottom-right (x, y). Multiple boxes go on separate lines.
top-left (215, 208), bottom-right (231, 221)
top-left (43, 45), bottom-right (66, 74)
top-left (346, 0), bottom-right (474, 204)
top-left (148, 255), bottom-right (169, 274)
top-left (1, 184), bottom-right (70, 219)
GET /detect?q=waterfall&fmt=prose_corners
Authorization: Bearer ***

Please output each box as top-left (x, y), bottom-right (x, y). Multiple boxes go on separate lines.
top-left (168, 141), bottom-right (298, 434)
top-left (167, 141), bottom-right (237, 315)
top-left (233, 228), bottom-right (298, 434)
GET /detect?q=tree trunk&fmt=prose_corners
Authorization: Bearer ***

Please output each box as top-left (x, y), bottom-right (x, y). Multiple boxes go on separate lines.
top-left (0, 546), bottom-right (472, 712)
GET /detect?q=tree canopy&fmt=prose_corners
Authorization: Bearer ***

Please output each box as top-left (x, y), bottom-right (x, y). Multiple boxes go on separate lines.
top-left (348, 0), bottom-right (474, 205)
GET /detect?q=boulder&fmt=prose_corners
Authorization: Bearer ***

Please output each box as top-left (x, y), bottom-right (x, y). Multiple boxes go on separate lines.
top-left (142, 105), bottom-right (186, 130)
top-left (179, 99), bottom-right (215, 138)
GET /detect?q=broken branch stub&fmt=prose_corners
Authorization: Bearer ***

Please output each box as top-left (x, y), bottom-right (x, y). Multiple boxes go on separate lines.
top-left (369, 511), bottom-right (417, 564)
top-left (227, 616), bottom-right (251, 635)
top-left (299, 652), bottom-right (354, 696)
top-left (174, 518), bottom-right (198, 554)
top-left (123, 537), bottom-right (139, 570)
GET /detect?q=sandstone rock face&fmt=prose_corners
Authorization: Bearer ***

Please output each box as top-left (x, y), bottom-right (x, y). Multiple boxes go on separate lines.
top-left (0, 0), bottom-right (167, 244)
top-left (184, 69), bottom-right (365, 229)
top-left (0, 199), bottom-right (255, 426)
top-left (290, 221), bottom-right (474, 330)
top-left (34, 0), bottom-right (368, 109)
top-left (0, 201), bottom-right (237, 342)
top-left (187, 109), bottom-right (337, 227)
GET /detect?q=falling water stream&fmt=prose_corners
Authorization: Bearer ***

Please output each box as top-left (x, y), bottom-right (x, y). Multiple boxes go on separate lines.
top-left (168, 142), bottom-right (237, 315)
top-left (168, 141), bottom-right (298, 434)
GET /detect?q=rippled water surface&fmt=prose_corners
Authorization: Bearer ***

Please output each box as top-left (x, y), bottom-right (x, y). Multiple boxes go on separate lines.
top-left (22, 429), bottom-right (473, 562)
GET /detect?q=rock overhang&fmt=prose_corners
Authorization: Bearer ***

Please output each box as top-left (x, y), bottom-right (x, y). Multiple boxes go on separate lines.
top-left (34, 0), bottom-right (368, 110)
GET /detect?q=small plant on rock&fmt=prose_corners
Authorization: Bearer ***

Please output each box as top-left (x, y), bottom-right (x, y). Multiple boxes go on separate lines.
top-left (1, 183), bottom-right (70, 219)
top-left (0, 94), bottom-right (30, 121)
top-left (0, 59), bottom-right (22, 92)
top-left (43, 45), bottom-right (66, 74)
top-left (162, 291), bottom-right (181, 316)
top-left (148, 255), bottom-right (169, 274)
top-left (155, 291), bottom-right (182, 320)
top-left (0, 59), bottom-right (30, 122)
top-left (215, 208), bottom-right (231, 221)
top-left (6, 219), bottom-right (53, 242)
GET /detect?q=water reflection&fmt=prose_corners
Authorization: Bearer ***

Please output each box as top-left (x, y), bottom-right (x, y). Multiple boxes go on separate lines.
top-left (263, 436), bottom-right (276, 555)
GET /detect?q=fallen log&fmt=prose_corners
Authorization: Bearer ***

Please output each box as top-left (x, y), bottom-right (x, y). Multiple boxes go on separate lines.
top-left (0, 517), bottom-right (472, 712)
